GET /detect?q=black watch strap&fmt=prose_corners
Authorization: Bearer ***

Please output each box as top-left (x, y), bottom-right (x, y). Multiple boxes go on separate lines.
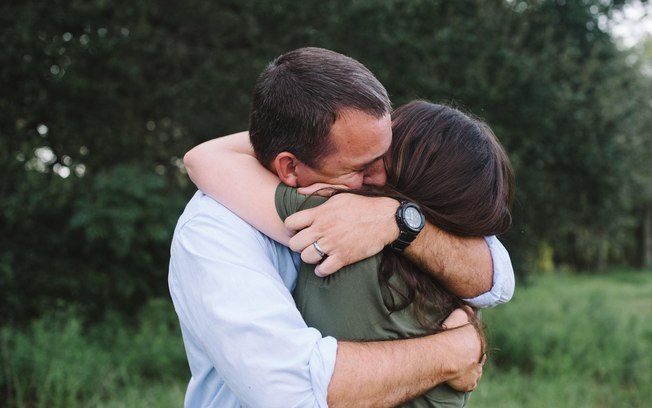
top-left (390, 201), bottom-right (425, 253)
top-left (390, 232), bottom-right (417, 252)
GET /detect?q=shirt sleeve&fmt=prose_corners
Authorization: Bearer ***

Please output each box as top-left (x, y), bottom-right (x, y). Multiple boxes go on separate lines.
top-left (169, 196), bottom-right (336, 407)
top-left (464, 235), bottom-right (515, 308)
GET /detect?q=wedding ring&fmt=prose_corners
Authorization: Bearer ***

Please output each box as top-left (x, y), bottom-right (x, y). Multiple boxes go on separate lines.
top-left (312, 241), bottom-right (327, 259)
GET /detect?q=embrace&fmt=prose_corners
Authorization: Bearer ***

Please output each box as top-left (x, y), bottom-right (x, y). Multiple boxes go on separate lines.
top-left (169, 47), bottom-right (514, 408)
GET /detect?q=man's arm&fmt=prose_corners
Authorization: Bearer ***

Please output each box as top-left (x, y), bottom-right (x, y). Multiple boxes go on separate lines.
top-left (170, 195), bottom-right (483, 407)
top-left (329, 309), bottom-right (484, 407)
top-left (183, 132), bottom-right (512, 304)
top-left (405, 221), bottom-right (492, 298)
top-left (285, 193), bottom-right (514, 303)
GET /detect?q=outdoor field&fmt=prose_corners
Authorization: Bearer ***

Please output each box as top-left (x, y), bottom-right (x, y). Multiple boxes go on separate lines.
top-left (3, 270), bottom-right (650, 407)
top-left (3, 1), bottom-right (651, 407)
top-left (474, 271), bottom-right (652, 408)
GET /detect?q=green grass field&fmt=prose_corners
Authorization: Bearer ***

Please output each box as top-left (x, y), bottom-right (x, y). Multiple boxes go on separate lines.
top-left (2, 271), bottom-right (651, 407)
top-left (473, 271), bottom-right (652, 408)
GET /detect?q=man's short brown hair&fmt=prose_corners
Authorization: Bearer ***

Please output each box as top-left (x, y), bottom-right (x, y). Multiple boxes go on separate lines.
top-left (249, 47), bottom-right (391, 168)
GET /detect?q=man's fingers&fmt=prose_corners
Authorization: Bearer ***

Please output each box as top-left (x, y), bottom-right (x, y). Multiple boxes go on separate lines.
top-left (475, 363), bottom-right (484, 385)
top-left (314, 256), bottom-right (344, 277)
top-left (466, 367), bottom-right (482, 391)
top-left (285, 209), bottom-right (316, 234)
top-left (288, 226), bottom-right (319, 254)
top-left (301, 243), bottom-right (327, 265)
top-left (442, 308), bottom-right (470, 329)
top-left (296, 242), bottom-right (344, 276)
top-left (446, 360), bottom-right (483, 392)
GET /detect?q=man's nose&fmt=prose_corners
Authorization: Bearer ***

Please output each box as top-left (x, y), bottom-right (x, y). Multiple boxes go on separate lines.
top-left (362, 161), bottom-right (387, 187)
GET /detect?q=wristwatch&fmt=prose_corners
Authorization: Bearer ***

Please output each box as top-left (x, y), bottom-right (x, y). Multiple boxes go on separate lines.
top-left (390, 201), bottom-right (425, 252)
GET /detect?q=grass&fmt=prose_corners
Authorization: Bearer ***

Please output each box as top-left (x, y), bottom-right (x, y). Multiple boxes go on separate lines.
top-left (1, 270), bottom-right (650, 407)
top-left (472, 270), bottom-right (652, 408)
top-left (0, 299), bottom-right (188, 408)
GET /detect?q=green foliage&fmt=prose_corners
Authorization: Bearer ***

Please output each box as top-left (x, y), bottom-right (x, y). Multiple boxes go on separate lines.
top-left (0, 163), bottom-right (187, 323)
top-left (0, 298), bottom-right (187, 408)
top-left (2, 272), bottom-right (649, 407)
top-left (475, 271), bottom-right (652, 407)
top-left (1, 0), bottom-right (651, 321)
top-left (71, 164), bottom-right (176, 257)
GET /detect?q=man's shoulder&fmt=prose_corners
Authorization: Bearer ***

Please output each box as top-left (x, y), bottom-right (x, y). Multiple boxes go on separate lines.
top-left (173, 191), bottom-right (291, 255)
top-left (177, 190), bottom-right (262, 234)
top-left (171, 191), bottom-right (300, 290)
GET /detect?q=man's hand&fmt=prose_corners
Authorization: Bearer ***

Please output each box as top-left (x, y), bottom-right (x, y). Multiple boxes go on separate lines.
top-left (284, 194), bottom-right (400, 276)
top-left (441, 308), bottom-right (485, 392)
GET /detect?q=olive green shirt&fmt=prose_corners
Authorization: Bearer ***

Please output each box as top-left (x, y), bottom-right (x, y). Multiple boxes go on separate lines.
top-left (275, 184), bottom-right (470, 408)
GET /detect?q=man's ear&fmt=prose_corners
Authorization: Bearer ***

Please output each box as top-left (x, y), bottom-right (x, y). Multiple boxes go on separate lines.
top-left (272, 152), bottom-right (300, 187)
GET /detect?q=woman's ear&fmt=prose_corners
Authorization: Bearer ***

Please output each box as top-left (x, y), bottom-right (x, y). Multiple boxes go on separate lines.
top-left (272, 152), bottom-right (300, 187)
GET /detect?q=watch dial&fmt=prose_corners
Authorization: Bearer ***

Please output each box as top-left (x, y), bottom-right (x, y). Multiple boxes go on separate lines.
top-left (404, 207), bottom-right (422, 229)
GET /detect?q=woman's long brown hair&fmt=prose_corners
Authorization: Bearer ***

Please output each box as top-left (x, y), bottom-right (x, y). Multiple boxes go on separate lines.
top-left (359, 100), bottom-right (514, 332)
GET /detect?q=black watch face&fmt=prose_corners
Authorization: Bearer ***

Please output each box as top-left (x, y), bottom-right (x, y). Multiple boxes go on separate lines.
top-left (404, 206), bottom-right (423, 229)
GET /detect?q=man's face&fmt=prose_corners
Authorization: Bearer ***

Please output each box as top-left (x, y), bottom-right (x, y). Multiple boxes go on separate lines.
top-left (296, 109), bottom-right (392, 189)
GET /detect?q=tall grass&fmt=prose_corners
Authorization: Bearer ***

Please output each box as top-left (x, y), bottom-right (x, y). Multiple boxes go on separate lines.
top-left (2, 271), bottom-right (650, 407)
top-left (0, 299), bottom-right (187, 408)
top-left (472, 270), bottom-right (652, 408)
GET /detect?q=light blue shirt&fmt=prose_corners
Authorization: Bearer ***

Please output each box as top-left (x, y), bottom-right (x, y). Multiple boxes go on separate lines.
top-left (169, 191), bottom-right (514, 408)
top-left (467, 235), bottom-right (515, 308)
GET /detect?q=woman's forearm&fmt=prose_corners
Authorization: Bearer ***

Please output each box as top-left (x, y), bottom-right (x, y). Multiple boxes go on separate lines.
top-left (184, 132), bottom-right (291, 245)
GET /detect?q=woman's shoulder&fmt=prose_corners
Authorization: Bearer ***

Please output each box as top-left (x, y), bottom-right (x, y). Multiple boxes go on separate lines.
top-left (274, 183), bottom-right (328, 220)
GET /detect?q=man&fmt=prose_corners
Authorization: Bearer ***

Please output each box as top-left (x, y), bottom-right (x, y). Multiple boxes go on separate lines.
top-left (170, 47), bottom-right (514, 407)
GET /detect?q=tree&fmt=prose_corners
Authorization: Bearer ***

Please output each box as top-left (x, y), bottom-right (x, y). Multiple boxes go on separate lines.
top-left (2, 0), bottom-right (649, 322)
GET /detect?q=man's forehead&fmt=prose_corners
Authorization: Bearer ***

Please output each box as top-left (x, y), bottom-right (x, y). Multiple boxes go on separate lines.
top-left (330, 110), bottom-right (391, 145)
top-left (324, 112), bottom-right (391, 171)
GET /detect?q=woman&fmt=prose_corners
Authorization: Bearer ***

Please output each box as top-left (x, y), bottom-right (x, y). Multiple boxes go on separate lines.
top-left (184, 100), bottom-right (514, 407)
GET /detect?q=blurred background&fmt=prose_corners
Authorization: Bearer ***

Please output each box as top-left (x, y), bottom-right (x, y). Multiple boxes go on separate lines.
top-left (1, 0), bottom-right (651, 407)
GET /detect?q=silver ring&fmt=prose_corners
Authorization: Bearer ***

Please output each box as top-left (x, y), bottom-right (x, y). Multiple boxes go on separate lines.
top-left (312, 241), bottom-right (326, 259)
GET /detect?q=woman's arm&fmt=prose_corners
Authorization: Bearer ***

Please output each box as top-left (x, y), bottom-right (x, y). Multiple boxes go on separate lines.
top-left (183, 132), bottom-right (292, 245)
